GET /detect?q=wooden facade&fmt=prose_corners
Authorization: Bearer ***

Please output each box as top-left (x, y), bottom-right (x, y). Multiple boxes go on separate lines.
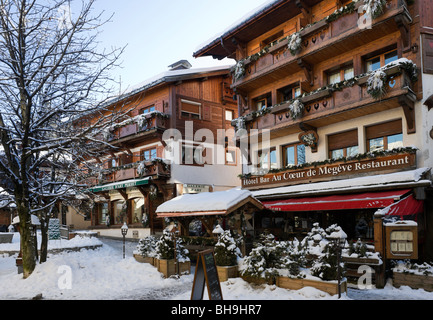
top-left (194, 0), bottom-right (433, 264)
top-left (83, 62), bottom-right (238, 234)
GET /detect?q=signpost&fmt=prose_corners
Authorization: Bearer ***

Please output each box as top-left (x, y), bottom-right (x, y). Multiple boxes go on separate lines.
top-left (191, 249), bottom-right (223, 300)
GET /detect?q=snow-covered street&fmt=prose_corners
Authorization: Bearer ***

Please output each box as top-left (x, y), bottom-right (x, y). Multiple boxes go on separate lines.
top-left (1, 234), bottom-right (433, 301)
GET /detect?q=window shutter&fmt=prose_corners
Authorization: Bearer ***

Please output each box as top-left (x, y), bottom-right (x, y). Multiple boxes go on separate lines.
top-left (365, 120), bottom-right (402, 140)
top-left (328, 129), bottom-right (358, 151)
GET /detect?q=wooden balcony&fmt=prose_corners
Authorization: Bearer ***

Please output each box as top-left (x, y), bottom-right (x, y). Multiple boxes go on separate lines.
top-left (107, 113), bottom-right (170, 145)
top-left (99, 160), bottom-right (171, 184)
top-left (237, 64), bottom-right (416, 138)
top-left (233, 0), bottom-right (411, 91)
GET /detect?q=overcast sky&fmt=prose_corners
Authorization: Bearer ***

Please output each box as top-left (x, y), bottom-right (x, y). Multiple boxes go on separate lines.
top-left (90, 0), bottom-right (268, 92)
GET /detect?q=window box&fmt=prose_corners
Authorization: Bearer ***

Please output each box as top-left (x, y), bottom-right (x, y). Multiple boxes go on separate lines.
top-left (276, 276), bottom-right (347, 296)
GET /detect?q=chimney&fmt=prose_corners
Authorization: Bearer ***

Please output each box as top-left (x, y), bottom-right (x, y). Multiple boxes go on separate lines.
top-left (168, 60), bottom-right (192, 71)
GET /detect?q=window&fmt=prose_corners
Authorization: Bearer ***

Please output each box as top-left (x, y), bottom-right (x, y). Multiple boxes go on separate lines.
top-left (225, 110), bottom-right (234, 122)
top-left (328, 129), bottom-right (359, 159)
top-left (142, 148), bottom-right (157, 162)
top-left (131, 198), bottom-right (144, 224)
top-left (277, 84), bottom-right (301, 103)
top-left (141, 105), bottom-right (155, 114)
top-left (98, 203), bottom-right (109, 225)
top-left (365, 49), bottom-right (398, 72)
top-left (253, 93), bottom-right (272, 111)
top-left (113, 200), bottom-right (127, 225)
top-left (366, 119), bottom-right (403, 152)
top-left (257, 147), bottom-right (277, 170)
top-left (182, 143), bottom-right (204, 165)
top-left (327, 65), bottom-right (354, 85)
top-left (181, 100), bottom-right (201, 120)
top-left (282, 143), bottom-right (305, 167)
top-left (226, 148), bottom-right (237, 165)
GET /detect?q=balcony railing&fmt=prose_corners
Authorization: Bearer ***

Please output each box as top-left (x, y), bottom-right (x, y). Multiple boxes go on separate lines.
top-left (232, 0), bottom-right (411, 91)
top-left (99, 159), bottom-right (171, 184)
top-left (105, 112), bottom-right (170, 143)
top-left (233, 61), bottom-right (417, 136)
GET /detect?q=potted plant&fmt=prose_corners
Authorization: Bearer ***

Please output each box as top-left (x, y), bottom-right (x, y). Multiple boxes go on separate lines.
top-left (155, 229), bottom-right (190, 278)
top-left (239, 233), bottom-right (285, 285)
top-left (134, 235), bottom-right (157, 264)
top-left (214, 230), bottom-right (242, 282)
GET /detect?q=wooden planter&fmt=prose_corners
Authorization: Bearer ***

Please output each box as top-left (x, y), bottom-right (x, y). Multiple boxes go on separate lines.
top-left (133, 254), bottom-right (154, 265)
top-left (217, 265), bottom-right (238, 282)
top-left (156, 258), bottom-right (191, 278)
top-left (393, 272), bottom-right (433, 292)
top-left (276, 276), bottom-right (347, 296)
top-left (241, 275), bottom-right (275, 285)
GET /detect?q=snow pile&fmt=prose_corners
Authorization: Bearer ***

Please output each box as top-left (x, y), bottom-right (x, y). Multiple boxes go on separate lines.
top-left (0, 232), bottom-right (102, 252)
top-left (156, 188), bottom-right (255, 213)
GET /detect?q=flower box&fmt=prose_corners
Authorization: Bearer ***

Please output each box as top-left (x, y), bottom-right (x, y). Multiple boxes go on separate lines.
top-left (156, 258), bottom-right (191, 278)
top-left (217, 265), bottom-right (238, 282)
top-left (133, 253), bottom-right (154, 265)
top-left (393, 272), bottom-right (433, 292)
top-left (276, 276), bottom-right (347, 296)
top-left (241, 275), bottom-right (275, 286)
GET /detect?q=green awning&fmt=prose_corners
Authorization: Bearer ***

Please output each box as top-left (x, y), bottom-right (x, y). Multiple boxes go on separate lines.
top-left (89, 177), bottom-right (150, 193)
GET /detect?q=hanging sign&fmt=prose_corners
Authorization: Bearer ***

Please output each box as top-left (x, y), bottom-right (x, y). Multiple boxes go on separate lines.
top-left (191, 249), bottom-right (223, 300)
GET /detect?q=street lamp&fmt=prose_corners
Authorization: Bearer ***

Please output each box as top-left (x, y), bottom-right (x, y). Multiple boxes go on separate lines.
top-left (327, 226), bottom-right (347, 299)
top-left (121, 222), bottom-right (128, 259)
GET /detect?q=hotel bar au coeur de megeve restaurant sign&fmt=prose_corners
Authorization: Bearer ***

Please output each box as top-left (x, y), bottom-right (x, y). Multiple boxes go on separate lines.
top-left (241, 150), bottom-right (416, 190)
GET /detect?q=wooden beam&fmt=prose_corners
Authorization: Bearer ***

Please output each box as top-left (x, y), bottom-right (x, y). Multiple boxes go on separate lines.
top-left (395, 15), bottom-right (411, 52)
top-left (297, 59), bottom-right (313, 86)
top-left (399, 95), bottom-right (416, 134)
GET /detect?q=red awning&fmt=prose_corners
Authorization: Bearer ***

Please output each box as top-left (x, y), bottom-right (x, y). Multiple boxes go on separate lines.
top-left (262, 189), bottom-right (411, 212)
top-left (383, 194), bottom-right (424, 218)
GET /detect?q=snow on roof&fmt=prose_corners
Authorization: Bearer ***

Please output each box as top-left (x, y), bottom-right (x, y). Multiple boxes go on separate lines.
top-left (12, 214), bottom-right (41, 226)
top-left (156, 188), bottom-right (255, 214)
top-left (194, 0), bottom-right (281, 55)
top-left (109, 64), bottom-right (233, 107)
top-left (252, 168), bottom-right (432, 199)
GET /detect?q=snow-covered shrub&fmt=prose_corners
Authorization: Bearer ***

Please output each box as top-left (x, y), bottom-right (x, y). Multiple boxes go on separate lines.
top-left (348, 238), bottom-right (368, 258)
top-left (393, 260), bottom-right (433, 276)
top-left (367, 69), bottom-right (387, 100)
top-left (136, 235), bottom-right (158, 258)
top-left (302, 222), bottom-right (327, 247)
top-left (214, 230), bottom-right (242, 266)
top-left (155, 229), bottom-right (189, 261)
top-left (310, 242), bottom-right (343, 281)
top-left (310, 224), bottom-right (347, 281)
top-left (288, 32), bottom-right (302, 56)
top-left (240, 233), bottom-right (286, 281)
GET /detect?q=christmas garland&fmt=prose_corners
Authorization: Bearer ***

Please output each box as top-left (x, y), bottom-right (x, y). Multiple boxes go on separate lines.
top-left (235, 59), bottom-right (417, 124)
top-left (232, 0), bottom-right (390, 81)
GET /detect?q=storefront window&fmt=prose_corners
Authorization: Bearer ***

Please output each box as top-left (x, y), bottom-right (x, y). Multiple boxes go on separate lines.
top-left (97, 202), bottom-right (109, 225)
top-left (113, 201), bottom-right (127, 224)
top-left (132, 198), bottom-right (144, 224)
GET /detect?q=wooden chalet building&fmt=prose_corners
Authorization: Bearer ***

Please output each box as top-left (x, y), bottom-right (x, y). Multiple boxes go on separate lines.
top-left (194, 0), bottom-right (433, 264)
top-left (85, 61), bottom-right (240, 237)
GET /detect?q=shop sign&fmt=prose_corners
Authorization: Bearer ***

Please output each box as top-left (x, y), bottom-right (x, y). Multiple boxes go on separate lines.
top-left (183, 184), bottom-right (210, 194)
top-left (242, 152), bottom-right (415, 189)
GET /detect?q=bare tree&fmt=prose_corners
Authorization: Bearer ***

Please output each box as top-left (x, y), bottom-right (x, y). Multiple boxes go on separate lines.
top-left (0, 0), bottom-right (126, 278)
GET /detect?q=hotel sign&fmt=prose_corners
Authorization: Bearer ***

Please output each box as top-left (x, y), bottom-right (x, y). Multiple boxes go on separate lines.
top-left (242, 152), bottom-right (416, 190)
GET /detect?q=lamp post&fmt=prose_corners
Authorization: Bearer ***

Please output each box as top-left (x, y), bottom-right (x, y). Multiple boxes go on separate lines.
top-left (121, 222), bottom-right (128, 259)
top-left (327, 227), bottom-right (347, 299)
